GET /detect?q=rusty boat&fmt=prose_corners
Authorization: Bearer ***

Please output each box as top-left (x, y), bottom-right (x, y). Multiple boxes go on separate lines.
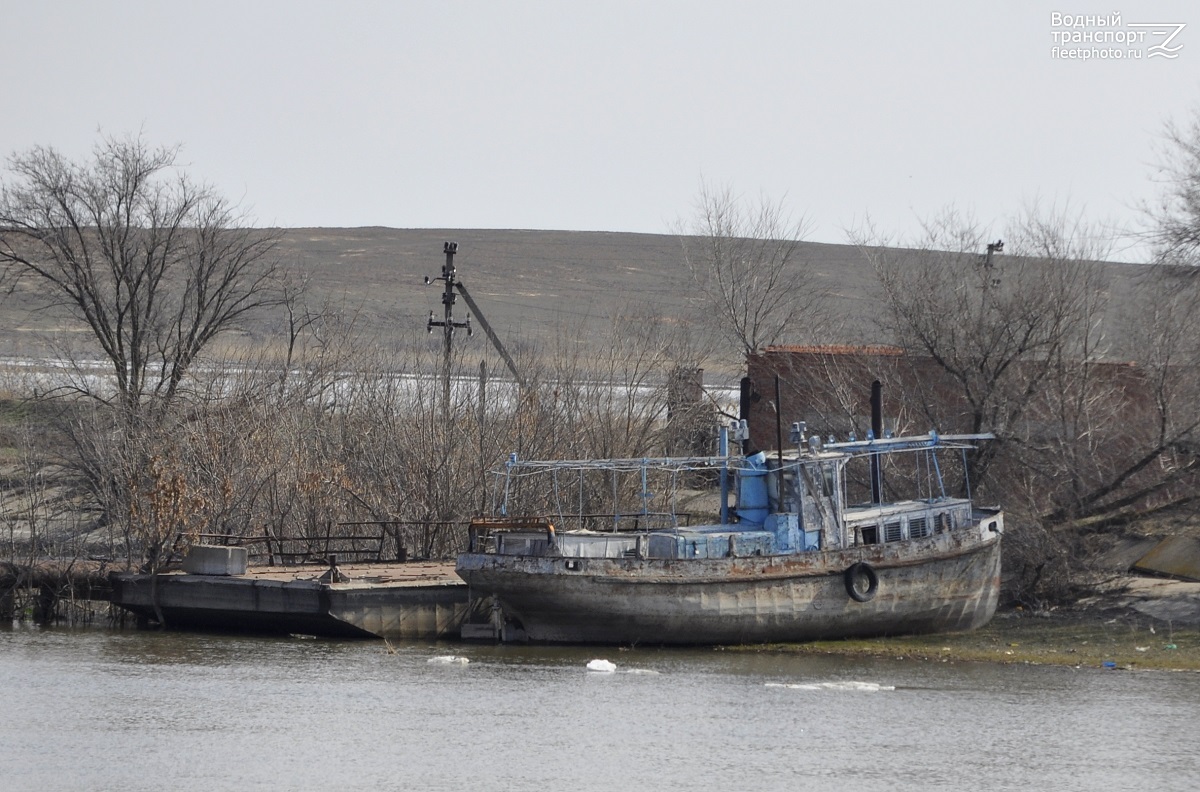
top-left (456, 427), bottom-right (1002, 646)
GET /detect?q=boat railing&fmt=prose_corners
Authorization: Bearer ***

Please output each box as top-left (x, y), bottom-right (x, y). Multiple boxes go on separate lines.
top-left (177, 521), bottom-right (465, 566)
top-left (469, 513), bottom-right (691, 545)
top-left (553, 512), bottom-right (694, 533)
top-left (469, 513), bottom-right (700, 557)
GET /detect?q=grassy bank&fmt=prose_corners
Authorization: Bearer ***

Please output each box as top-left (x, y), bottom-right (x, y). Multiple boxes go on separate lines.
top-left (748, 608), bottom-right (1200, 672)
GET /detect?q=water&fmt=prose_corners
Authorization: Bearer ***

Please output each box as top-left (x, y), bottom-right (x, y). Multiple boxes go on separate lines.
top-left (3, 626), bottom-right (1198, 792)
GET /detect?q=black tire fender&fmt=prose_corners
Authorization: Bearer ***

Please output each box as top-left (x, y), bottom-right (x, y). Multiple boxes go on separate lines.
top-left (844, 562), bottom-right (879, 602)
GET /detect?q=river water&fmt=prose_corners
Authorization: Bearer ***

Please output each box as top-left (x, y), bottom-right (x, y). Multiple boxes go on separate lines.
top-left (2, 626), bottom-right (1197, 792)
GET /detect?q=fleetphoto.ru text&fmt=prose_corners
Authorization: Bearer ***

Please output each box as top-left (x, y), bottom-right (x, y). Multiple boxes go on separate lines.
top-left (1050, 11), bottom-right (1186, 60)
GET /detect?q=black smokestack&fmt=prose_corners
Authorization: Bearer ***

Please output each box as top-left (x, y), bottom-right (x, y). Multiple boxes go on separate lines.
top-left (871, 380), bottom-right (883, 504)
top-left (739, 376), bottom-right (756, 455)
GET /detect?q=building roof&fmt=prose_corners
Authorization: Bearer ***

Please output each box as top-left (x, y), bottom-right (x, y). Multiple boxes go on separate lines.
top-left (758, 344), bottom-right (906, 357)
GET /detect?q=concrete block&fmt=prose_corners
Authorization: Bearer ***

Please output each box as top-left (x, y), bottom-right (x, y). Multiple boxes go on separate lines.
top-left (182, 545), bottom-right (248, 576)
top-left (1096, 536), bottom-right (1161, 572)
top-left (1134, 536), bottom-right (1200, 582)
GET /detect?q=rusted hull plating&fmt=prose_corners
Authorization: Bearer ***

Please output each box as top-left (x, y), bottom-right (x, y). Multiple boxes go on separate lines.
top-left (457, 526), bottom-right (1001, 645)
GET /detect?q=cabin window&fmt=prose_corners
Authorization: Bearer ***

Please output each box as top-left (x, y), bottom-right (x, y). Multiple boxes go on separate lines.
top-left (884, 520), bottom-right (903, 543)
top-left (909, 516), bottom-right (929, 539)
top-left (936, 512), bottom-right (950, 533)
top-left (860, 525), bottom-right (879, 545)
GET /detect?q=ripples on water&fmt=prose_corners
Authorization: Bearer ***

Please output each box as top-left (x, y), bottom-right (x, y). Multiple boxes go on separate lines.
top-left (2, 626), bottom-right (1198, 791)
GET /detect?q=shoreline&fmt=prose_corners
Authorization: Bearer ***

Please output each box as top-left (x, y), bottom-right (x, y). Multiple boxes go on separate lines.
top-left (6, 563), bottom-right (1199, 671)
top-left (747, 581), bottom-right (1200, 672)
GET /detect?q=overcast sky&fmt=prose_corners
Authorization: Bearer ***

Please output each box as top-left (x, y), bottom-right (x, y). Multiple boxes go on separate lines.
top-left (4, 1), bottom-right (1197, 261)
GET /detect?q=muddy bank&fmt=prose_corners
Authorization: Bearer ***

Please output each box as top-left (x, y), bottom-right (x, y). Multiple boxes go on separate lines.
top-left (751, 577), bottom-right (1200, 672)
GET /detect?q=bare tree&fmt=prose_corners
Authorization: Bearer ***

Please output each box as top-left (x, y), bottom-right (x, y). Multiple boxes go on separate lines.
top-left (851, 209), bottom-right (1105, 605)
top-left (1147, 103), bottom-right (1200, 267)
top-left (855, 207), bottom-right (1109, 487)
top-left (1040, 271), bottom-right (1200, 529)
top-left (678, 182), bottom-right (823, 362)
top-left (1004, 104), bottom-right (1200, 538)
top-left (0, 134), bottom-right (281, 411)
top-left (852, 204), bottom-right (1200, 604)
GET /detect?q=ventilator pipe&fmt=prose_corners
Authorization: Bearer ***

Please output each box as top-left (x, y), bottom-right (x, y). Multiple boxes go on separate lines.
top-left (737, 452), bottom-right (770, 528)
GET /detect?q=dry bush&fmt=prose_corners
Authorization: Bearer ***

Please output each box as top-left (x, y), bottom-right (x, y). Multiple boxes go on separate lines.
top-left (16, 302), bottom-right (706, 566)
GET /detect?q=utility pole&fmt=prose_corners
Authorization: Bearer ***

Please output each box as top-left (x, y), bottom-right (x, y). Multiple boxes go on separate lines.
top-left (426, 241), bottom-right (528, 391)
top-left (426, 242), bottom-right (472, 413)
top-left (983, 239), bottom-right (1004, 268)
top-left (424, 242), bottom-right (472, 528)
top-left (425, 240), bottom-right (530, 430)
top-left (982, 239), bottom-right (1004, 287)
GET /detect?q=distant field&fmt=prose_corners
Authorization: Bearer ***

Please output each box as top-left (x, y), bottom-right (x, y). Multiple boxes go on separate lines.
top-left (261, 228), bottom-right (893, 363)
top-left (0, 228), bottom-right (1149, 382)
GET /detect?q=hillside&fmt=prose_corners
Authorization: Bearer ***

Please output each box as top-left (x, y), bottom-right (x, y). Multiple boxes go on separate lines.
top-left (264, 228), bottom-right (891, 368)
top-left (0, 228), bottom-right (1150, 381)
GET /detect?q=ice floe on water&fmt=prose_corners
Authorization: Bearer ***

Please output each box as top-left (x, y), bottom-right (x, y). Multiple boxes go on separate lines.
top-left (585, 659), bottom-right (661, 674)
top-left (766, 681), bottom-right (894, 692)
top-left (427, 655), bottom-right (470, 665)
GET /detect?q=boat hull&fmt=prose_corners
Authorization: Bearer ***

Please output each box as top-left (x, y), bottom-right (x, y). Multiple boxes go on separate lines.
top-left (457, 528), bottom-right (1001, 645)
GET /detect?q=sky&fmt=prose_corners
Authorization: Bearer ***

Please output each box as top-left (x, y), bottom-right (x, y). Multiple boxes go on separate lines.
top-left (3, 1), bottom-right (1197, 262)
